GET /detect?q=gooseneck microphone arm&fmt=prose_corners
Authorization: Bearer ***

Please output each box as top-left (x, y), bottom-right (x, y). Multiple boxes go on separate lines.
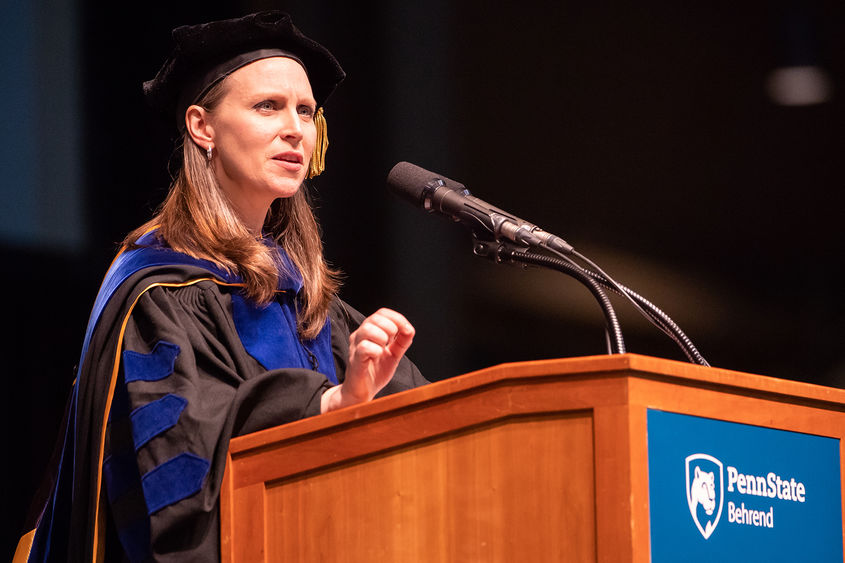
top-left (473, 238), bottom-right (626, 355)
top-left (499, 245), bottom-right (708, 365)
top-left (387, 161), bottom-right (709, 365)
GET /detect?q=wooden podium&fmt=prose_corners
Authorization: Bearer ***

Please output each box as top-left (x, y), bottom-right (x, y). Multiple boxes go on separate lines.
top-left (219, 354), bottom-right (845, 562)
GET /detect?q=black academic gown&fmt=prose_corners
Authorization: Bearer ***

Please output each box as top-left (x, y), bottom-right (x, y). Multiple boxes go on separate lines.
top-left (23, 235), bottom-right (426, 562)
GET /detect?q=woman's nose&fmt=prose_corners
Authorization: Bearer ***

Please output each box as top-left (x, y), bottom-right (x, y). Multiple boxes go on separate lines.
top-left (278, 109), bottom-right (303, 142)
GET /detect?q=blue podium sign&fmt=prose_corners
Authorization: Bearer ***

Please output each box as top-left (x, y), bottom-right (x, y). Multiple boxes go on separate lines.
top-left (647, 409), bottom-right (843, 562)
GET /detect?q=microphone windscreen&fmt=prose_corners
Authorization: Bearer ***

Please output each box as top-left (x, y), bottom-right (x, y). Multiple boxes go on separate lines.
top-left (387, 162), bottom-right (466, 206)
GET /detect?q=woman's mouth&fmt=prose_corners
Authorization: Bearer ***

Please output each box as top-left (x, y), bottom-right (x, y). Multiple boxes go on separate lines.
top-left (272, 152), bottom-right (304, 171)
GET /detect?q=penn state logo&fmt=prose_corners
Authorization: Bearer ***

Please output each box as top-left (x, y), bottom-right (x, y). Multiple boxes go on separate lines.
top-left (685, 453), bottom-right (724, 539)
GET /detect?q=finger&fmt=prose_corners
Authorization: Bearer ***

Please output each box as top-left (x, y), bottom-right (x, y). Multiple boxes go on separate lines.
top-left (372, 308), bottom-right (414, 336)
top-left (350, 322), bottom-right (391, 348)
top-left (363, 312), bottom-right (400, 339)
top-left (349, 339), bottom-right (382, 365)
top-left (349, 308), bottom-right (409, 348)
top-left (386, 325), bottom-right (414, 358)
top-left (370, 309), bottom-right (414, 358)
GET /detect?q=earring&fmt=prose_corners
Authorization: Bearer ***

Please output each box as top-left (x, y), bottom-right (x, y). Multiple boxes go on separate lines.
top-left (206, 145), bottom-right (213, 161)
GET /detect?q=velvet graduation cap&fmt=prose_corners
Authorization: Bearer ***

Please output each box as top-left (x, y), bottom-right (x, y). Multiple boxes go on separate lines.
top-left (143, 11), bottom-right (346, 177)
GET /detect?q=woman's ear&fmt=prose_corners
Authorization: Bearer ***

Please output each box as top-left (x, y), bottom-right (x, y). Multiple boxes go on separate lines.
top-left (185, 105), bottom-right (214, 147)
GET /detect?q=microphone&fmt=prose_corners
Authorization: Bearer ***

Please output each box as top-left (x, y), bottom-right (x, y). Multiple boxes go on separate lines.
top-left (387, 161), bottom-right (573, 254)
top-left (387, 163), bottom-right (710, 366)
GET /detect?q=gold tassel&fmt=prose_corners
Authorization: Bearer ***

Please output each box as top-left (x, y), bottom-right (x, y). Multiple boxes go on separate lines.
top-left (307, 107), bottom-right (328, 178)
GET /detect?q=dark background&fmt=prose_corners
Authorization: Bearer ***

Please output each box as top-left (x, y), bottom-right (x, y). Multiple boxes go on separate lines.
top-left (3, 0), bottom-right (843, 556)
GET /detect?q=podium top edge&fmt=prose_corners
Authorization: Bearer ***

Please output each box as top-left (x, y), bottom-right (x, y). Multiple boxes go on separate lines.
top-left (229, 354), bottom-right (844, 455)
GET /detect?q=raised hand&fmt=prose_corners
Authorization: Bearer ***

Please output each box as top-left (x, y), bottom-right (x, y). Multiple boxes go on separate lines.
top-left (321, 308), bottom-right (415, 413)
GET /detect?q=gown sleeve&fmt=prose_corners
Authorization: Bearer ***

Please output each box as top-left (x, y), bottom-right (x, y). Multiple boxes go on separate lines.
top-left (103, 284), bottom-right (428, 561)
top-left (104, 281), bottom-right (332, 561)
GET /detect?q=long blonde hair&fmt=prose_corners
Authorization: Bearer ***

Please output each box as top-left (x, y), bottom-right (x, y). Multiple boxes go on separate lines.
top-left (125, 81), bottom-right (340, 340)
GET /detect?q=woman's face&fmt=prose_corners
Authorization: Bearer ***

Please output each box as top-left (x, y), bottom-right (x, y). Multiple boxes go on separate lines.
top-left (205, 57), bottom-right (317, 229)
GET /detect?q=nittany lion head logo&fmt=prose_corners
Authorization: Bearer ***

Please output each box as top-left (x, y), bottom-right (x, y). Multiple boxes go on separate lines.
top-left (685, 453), bottom-right (724, 539)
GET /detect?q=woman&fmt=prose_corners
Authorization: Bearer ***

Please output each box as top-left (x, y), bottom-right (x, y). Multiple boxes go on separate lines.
top-left (18, 11), bottom-right (426, 562)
